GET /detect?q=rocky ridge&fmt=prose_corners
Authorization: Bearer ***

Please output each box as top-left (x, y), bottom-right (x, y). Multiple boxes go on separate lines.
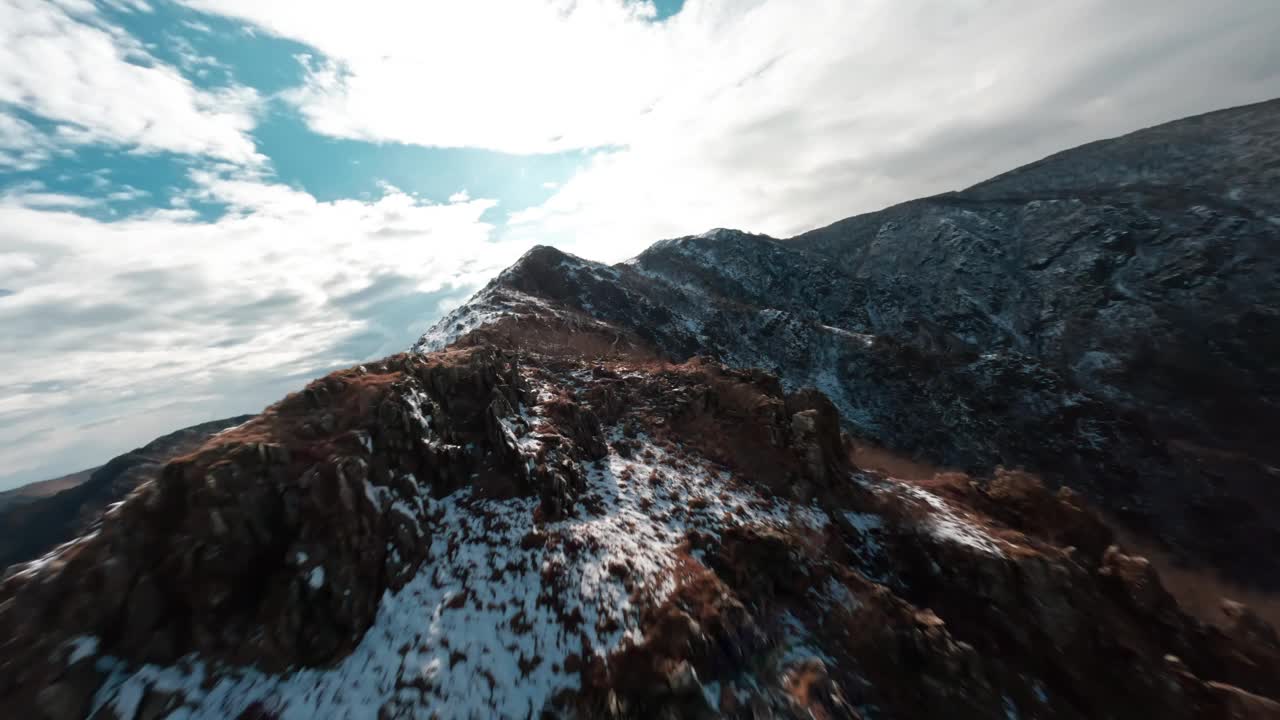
top-left (5, 339), bottom-right (1280, 719)
top-left (419, 98), bottom-right (1280, 589)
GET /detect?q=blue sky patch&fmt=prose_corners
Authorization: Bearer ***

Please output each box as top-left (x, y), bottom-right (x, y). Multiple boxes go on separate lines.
top-left (1, 0), bottom-right (617, 225)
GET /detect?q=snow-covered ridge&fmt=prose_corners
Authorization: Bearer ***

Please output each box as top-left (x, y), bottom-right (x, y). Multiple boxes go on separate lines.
top-left (82, 381), bottom-right (831, 719)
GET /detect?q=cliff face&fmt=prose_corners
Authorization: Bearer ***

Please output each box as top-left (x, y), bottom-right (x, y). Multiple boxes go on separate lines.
top-left (3, 99), bottom-right (1279, 720)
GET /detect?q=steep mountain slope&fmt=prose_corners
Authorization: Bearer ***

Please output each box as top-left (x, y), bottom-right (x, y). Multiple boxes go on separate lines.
top-left (418, 98), bottom-right (1280, 590)
top-left (0, 416), bottom-right (253, 572)
top-left (792, 98), bottom-right (1280, 468)
top-left (3, 99), bottom-right (1279, 720)
top-left (788, 99), bottom-right (1280, 588)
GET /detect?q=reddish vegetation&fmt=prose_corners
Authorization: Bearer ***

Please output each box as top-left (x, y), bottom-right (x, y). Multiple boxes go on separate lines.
top-left (851, 438), bottom-right (1280, 632)
top-left (1108, 522), bottom-right (1280, 631)
top-left (849, 440), bottom-right (946, 482)
top-left (458, 312), bottom-right (660, 364)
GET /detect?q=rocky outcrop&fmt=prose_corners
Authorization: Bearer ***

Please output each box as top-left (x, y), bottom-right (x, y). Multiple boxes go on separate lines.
top-left (559, 411), bottom-right (1280, 719)
top-left (0, 416), bottom-right (253, 572)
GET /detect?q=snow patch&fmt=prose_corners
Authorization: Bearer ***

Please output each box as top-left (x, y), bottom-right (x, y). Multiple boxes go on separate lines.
top-left (842, 511), bottom-right (884, 558)
top-left (820, 324), bottom-right (874, 346)
top-left (855, 475), bottom-right (1005, 557)
top-left (212, 420), bottom-right (252, 437)
top-left (777, 611), bottom-right (832, 665)
top-left (66, 635), bottom-right (99, 665)
top-left (899, 484), bottom-right (1006, 557)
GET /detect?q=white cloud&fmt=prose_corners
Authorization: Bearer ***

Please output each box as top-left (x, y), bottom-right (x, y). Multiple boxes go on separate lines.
top-left (183, 0), bottom-right (1280, 259)
top-left (101, 0), bottom-right (152, 13)
top-left (514, 0), bottom-right (1280, 259)
top-left (0, 112), bottom-right (59, 171)
top-left (168, 31), bottom-right (228, 77)
top-left (179, 0), bottom-right (684, 153)
top-left (105, 185), bottom-right (149, 202)
top-left (448, 190), bottom-right (470, 203)
top-left (2, 191), bottom-right (100, 209)
top-left (2, 180), bottom-right (106, 209)
top-left (0, 0), bottom-right (262, 166)
top-left (0, 173), bottom-right (521, 488)
top-left (0, 251), bottom-right (38, 274)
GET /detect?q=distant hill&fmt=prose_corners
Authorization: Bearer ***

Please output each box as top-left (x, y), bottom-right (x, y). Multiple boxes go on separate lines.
top-left (0, 467), bottom-right (97, 514)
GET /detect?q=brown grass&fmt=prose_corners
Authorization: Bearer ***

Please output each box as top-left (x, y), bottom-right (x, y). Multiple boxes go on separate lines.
top-left (846, 441), bottom-right (1280, 627)
top-left (849, 440), bottom-right (950, 482)
top-left (1107, 522), bottom-right (1280, 630)
top-left (461, 315), bottom-right (660, 364)
top-left (192, 369), bottom-right (400, 454)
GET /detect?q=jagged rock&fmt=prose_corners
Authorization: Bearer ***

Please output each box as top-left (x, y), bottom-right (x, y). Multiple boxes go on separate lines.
top-left (4, 346), bottom-right (1279, 718)
top-left (785, 388), bottom-right (848, 494)
top-left (977, 468), bottom-right (1115, 561)
top-left (1099, 545), bottom-right (1183, 623)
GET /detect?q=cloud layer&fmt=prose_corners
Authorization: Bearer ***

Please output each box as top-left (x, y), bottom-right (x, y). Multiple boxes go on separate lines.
top-left (514, 0), bottom-right (1280, 257)
top-left (0, 171), bottom-right (515, 486)
top-left (181, 0), bottom-right (676, 154)
top-left (181, 0), bottom-right (1280, 257)
top-left (1, 0), bottom-right (262, 164)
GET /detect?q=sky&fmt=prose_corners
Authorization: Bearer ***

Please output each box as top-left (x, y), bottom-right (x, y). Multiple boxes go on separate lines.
top-left (1, 0), bottom-right (1278, 490)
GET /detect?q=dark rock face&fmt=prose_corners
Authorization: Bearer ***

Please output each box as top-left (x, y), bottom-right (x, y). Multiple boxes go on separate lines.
top-left (418, 98), bottom-right (1280, 590)
top-left (0, 416), bottom-right (253, 572)
top-left (792, 99), bottom-right (1280, 468)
